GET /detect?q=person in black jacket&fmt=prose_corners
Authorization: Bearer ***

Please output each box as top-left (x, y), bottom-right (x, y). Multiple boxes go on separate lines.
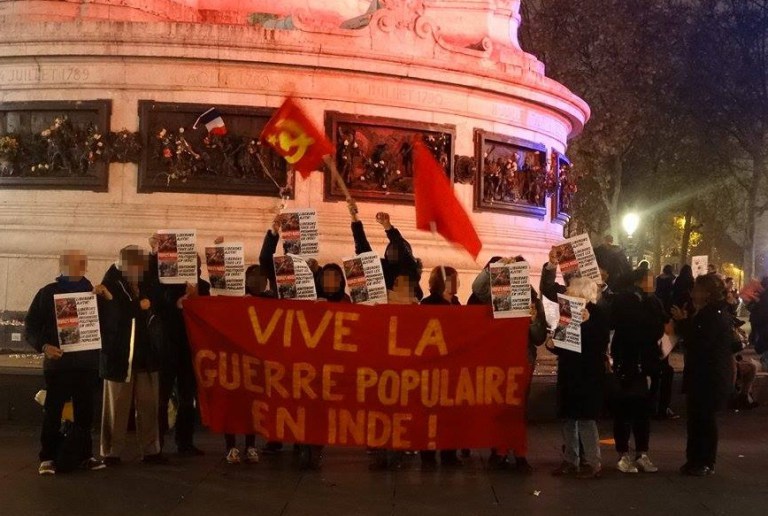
top-left (610, 268), bottom-right (666, 474)
top-left (655, 265), bottom-right (676, 313)
top-left (672, 274), bottom-right (734, 476)
top-left (25, 250), bottom-right (111, 475)
top-left (671, 265), bottom-right (694, 313)
top-left (99, 246), bottom-right (166, 465)
top-left (548, 277), bottom-right (610, 479)
top-left (348, 200), bottom-right (423, 300)
top-left (148, 239), bottom-right (210, 457)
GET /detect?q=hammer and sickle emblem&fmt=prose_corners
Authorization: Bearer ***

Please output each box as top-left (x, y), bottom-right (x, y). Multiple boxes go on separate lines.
top-left (267, 118), bottom-right (315, 164)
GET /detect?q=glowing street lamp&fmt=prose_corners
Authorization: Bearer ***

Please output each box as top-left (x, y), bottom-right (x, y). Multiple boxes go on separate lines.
top-left (622, 213), bottom-right (640, 238)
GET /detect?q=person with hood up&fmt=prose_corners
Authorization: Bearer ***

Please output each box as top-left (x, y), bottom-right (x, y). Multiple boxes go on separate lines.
top-left (99, 246), bottom-right (166, 466)
top-left (26, 250), bottom-right (112, 475)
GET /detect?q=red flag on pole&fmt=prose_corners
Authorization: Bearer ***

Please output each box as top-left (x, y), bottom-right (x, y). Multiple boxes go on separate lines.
top-left (260, 98), bottom-right (335, 178)
top-left (413, 141), bottom-right (482, 259)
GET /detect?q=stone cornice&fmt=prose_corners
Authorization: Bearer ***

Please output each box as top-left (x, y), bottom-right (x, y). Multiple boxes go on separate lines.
top-left (0, 19), bottom-right (589, 137)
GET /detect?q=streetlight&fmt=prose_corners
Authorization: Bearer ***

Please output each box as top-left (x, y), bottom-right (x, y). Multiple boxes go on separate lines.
top-left (622, 213), bottom-right (640, 238)
top-left (622, 213), bottom-right (640, 266)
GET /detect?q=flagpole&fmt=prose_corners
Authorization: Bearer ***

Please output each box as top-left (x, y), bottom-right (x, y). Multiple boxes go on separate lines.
top-left (322, 155), bottom-right (353, 202)
top-left (429, 221), bottom-right (447, 282)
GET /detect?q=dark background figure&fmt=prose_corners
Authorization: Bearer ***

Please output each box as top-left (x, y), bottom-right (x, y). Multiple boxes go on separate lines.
top-left (673, 274), bottom-right (734, 476)
top-left (651, 264), bottom-right (678, 420)
top-left (609, 268), bottom-right (666, 474)
top-left (655, 265), bottom-right (676, 314)
top-left (671, 265), bottom-right (694, 313)
top-left (25, 251), bottom-right (109, 475)
top-left (148, 247), bottom-right (210, 457)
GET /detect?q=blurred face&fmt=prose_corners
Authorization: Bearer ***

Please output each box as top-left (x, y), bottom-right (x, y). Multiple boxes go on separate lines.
top-left (446, 275), bottom-right (459, 296)
top-left (691, 283), bottom-right (709, 310)
top-left (59, 250), bottom-right (87, 279)
top-left (322, 269), bottom-right (342, 293)
top-left (246, 270), bottom-right (267, 296)
top-left (725, 279), bottom-right (734, 290)
top-left (393, 275), bottom-right (415, 296)
top-left (120, 251), bottom-right (148, 282)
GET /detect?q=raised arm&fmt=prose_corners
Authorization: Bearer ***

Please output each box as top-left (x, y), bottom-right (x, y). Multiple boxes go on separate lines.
top-left (540, 248), bottom-right (566, 303)
top-left (348, 199), bottom-right (373, 255)
top-left (259, 217), bottom-right (281, 292)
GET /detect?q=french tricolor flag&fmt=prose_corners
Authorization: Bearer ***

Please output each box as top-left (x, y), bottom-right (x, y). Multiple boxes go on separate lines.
top-left (193, 107), bottom-right (227, 136)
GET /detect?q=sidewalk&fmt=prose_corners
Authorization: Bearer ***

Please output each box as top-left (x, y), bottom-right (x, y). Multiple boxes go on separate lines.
top-left (1, 408), bottom-right (767, 516)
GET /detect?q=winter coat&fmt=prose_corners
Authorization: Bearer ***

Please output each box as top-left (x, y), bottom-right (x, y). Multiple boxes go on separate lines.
top-left (610, 287), bottom-right (666, 377)
top-left (550, 301), bottom-right (610, 420)
top-left (99, 265), bottom-right (163, 382)
top-left (676, 301), bottom-right (734, 415)
top-left (654, 273), bottom-right (675, 314)
top-left (351, 220), bottom-right (423, 299)
top-left (747, 279), bottom-right (768, 354)
top-left (24, 276), bottom-right (101, 372)
top-left (258, 230), bottom-right (280, 294)
top-left (147, 253), bottom-right (211, 370)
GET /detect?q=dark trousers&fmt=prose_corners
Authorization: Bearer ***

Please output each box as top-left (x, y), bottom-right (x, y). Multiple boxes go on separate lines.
top-left (159, 345), bottom-right (198, 451)
top-left (686, 400), bottom-right (719, 468)
top-left (225, 434), bottom-right (256, 450)
top-left (649, 359), bottom-right (674, 415)
top-left (40, 369), bottom-right (98, 462)
top-left (613, 394), bottom-right (651, 454)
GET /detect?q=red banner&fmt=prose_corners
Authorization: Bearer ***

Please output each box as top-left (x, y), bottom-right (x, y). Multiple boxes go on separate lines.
top-left (184, 297), bottom-right (531, 451)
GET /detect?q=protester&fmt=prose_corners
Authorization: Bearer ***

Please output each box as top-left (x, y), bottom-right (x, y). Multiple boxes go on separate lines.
top-left (474, 256), bottom-right (548, 473)
top-left (349, 202), bottom-right (423, 299)
top-left (672, 265), bottom-right (694, 315)
top-left (442, 266), bottom-right (461, 305)
top-left (256, 217), bottom-right (285, 456)
top-left (736, 277), bottom-right (768, 409)
top-left (609, 268), bottom-right (666, 474)
top-left (418, 267), bottom-right (461, 470)
top-left (547, 277), bottom-right (610, 479)
top-left (149, 237), bottom-right (209, 457)
top-left (25, 250), bottom-right (110, 475)
top-left (650, 265), bottom-right (678, 420)
top-left (99, 246), bottom-right (166, 465)
top-left (672, 274), bottom-right (734, 476)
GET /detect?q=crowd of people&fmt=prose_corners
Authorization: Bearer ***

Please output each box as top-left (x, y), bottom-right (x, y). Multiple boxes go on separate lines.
top-left (24, 202), bottom-right (765, 479)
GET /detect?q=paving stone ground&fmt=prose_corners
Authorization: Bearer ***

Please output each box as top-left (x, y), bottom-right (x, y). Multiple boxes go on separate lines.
top-left (1, 407), bottom-right (767, 516)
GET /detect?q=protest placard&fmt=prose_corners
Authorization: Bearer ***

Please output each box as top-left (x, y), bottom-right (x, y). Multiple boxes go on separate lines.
top-left (205, 243), bottom-right (245, 296)
top-left (274, 254), bottom-right (318, 300)
top-left (342, 252), bottom-right (388, 305)
top-left (553, 234), bottom-right (601, 284)
top-left (157, 229), bottom-right (197, 284)
top-left (552, 294), bottom-right (585, 353)
top-left (279, 209), bottom-right (319, 257)
top-left (490, 261), bottom-right (531, 319)
top-left (692, 255), bottom-right (709, 278)
top-left (53, 292), bottom-right (102, 352)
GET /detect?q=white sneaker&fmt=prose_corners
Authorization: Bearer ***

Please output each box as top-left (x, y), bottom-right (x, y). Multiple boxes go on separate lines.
top-left (617, 454), bottom-right (638, 473)
top-left (38, 460), bottom-right (56, 475)
top-left (635, 453), bottom-right (658, 473)
top-left (245, 447), bottom-right (260, 464)
top-left (226, 447), bottom-right (241, 464)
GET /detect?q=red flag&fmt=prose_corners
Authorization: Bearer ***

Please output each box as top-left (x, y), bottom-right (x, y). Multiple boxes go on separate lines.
top-left (260, 98), bottom-right (335, 178)
top-left (413, 141), bottom-right (482, 259)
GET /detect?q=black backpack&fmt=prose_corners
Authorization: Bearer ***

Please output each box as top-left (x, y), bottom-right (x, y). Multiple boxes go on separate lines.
top-left (55, 421), bottom-right (88, 473)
